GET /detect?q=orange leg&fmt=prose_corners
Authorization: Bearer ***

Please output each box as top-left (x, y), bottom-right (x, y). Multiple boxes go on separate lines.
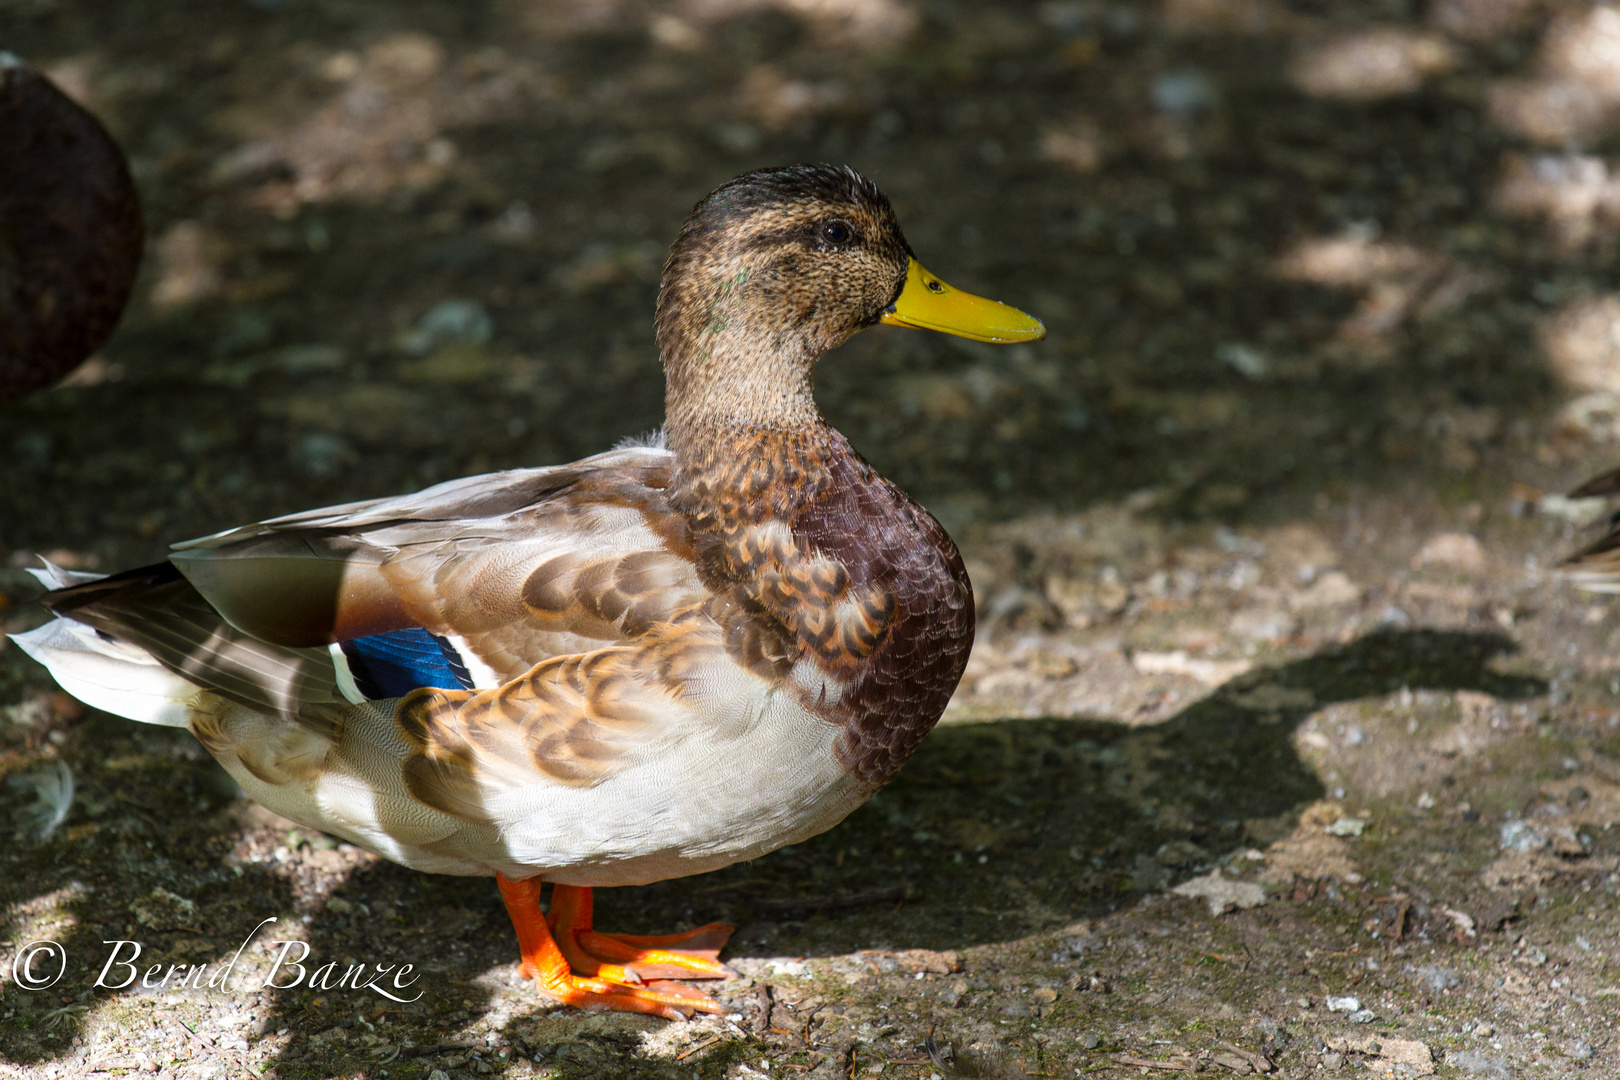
top-left (549, 883), bottom-right (736, 983)
top-left (496, 873), bottom-right (725, 1020)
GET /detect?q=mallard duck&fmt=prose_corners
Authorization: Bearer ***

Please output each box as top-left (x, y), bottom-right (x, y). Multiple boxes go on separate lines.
top-left (11, 164), bottom-right (1045, 1019)
top-left (1557, 467), bottom-right (1620, 590)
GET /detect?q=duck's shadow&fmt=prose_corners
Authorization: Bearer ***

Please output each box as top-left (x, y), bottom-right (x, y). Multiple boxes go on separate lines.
top-left (0, 627), bottom-right (1540, 1072)
top-left (609, 626), bottom-right (1542, 954)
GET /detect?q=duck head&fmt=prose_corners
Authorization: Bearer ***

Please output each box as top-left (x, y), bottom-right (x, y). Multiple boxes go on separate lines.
top-left (656, 164), bottom-right (1044, 449)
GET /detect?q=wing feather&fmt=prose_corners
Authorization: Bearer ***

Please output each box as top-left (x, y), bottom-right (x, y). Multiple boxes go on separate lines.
top-left (162, 447), bottom-right (710, 683)
top-left (39, 563), bottom-right (344, 736)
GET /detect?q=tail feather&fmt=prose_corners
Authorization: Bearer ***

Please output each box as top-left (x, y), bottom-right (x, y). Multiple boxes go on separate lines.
top-left (10, 617), bottom-right (201, 726)
top-left (25, 557), bottom-right (107, 591)
top-left (12, 558), bottom-right (345, 734)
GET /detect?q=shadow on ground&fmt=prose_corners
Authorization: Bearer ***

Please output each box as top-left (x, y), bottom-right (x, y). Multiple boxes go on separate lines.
top-left (0, 626), bottom-right (1544, 1074)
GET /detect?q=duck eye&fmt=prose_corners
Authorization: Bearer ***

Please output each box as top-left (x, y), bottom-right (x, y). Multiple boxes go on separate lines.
top-left (820, 219), bottom-right (853, 246)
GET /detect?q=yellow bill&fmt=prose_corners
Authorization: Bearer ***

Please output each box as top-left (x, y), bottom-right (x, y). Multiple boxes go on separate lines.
top-left (879, 258), bottom-right (1046, 343)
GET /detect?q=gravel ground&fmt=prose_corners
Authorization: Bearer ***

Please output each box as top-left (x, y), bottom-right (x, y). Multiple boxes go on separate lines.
top-left (5, 0), bottom-right (1620, 1077)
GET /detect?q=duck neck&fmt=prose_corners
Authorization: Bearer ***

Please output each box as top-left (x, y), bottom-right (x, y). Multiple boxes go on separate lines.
top-left (659, 319), bottom-right (847, 519)
top-left (663, 336), bottom-right (822, 450)
top-left (658, 276), bottom-right (826, 464)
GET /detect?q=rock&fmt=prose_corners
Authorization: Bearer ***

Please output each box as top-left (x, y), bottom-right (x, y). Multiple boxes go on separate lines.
top-left (1170, 869), bottom-right (1268, 916)
top-left (1326, 1035), bottom-right (1432, 1074)
top-left (896, 948), bottom-right (961, 974)
top-left (1448, 1050), bottom-right (1510, 1078)
top-left (1259, 825), bottom-right (1363, 885)
top-left (1497, 818), bottom-right (1542, 852)
top-left (395, 299), bottom-right (494, 354)
top-left (1324, 817), bottom-right (1367, 837)
top-left (1413, 964), bottom-right (1458, 990)
top-left (275, 343), bottom-right (346, 373)
top-left (732, 956), bottom-right (811, 980)
top-left (1228, 607), bottom-right (1297, 642)
top-left (1377, 1038), bottom-right (1433, 1073)
top-left (1151, 69), bottom-right (1215, 114)
top-left (1413, 532), bottom-right (1486, 571)
top-left (1295, 570), bottom-right (1361, 608)
top-left (1217, 341), bottom-right (1268, 379)
top-left (1325, 995), bottom-right (1362, 1012)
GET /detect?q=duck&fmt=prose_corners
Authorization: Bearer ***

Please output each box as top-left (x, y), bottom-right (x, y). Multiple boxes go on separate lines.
top-left (11, 164), bottom-right (1046, 1020)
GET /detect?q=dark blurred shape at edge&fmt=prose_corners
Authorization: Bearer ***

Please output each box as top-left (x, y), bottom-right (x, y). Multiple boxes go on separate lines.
top-left (0, 56), bottom-right (143, 406)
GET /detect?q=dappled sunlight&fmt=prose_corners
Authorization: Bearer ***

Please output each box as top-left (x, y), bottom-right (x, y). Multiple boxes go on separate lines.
top-left (1274, 231), bottom-right (1488, 350)
top-left (504, 0), bottom-right (918, 49)
top-left (496, 0), bottom-right (634, 39)
top-left (148, 221), bottom-right (228, 311)
top-left (1493, 152), bottom-right (1620, 251)
top-left (1425, 0), bottom-right (1540, 43)
top-left (1538, 294), bottom-right (1620, 394)
top-left (1039, 115), bottom-right (1109, 173)
top-left (1288, 27), bottom-right (1455, 101)
top-left (1159, 0), bottom-right (1276, 35)
top-left (684, 0), bottom-right (919, 45)
top-left (1539, 293), bottom-right (1620, 446)
top-left (1488, 4), bottom-right (1620, 147)
top-left (211, 33), bottom-right (547, 214)
top-left (734, 64), bottom-right (851, 129)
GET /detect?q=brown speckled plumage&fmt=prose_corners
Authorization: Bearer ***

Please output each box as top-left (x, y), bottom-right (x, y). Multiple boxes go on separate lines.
top-left (667, 424), bottom-right (972, 786)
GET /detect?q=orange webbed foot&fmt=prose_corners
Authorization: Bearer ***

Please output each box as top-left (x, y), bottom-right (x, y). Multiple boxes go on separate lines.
top-left (576, 925), bottom-right (735, 981)
top-left (497, 874), bottom-right (730, 1020)
top-left (549, 883), bottom-right (735, 982)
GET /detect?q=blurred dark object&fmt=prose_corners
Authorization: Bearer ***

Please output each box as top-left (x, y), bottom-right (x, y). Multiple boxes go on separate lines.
top-left (1568, 467), bottom-right (1620, 500)
top-left (0, 55), bottom-right (142, 405)
top-left (1558, 465), bottom-right (1620, 592)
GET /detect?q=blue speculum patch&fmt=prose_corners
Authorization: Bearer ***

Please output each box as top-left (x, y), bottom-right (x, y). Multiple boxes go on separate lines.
top-left (340, 627), bottom-right (474, 699)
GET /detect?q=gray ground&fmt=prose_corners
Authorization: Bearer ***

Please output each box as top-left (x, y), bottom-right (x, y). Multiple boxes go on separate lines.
top-left (4, 0), bottom-right (1620, 1076)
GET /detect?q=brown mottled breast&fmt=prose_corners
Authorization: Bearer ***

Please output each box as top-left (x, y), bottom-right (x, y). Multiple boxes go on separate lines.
top-left (787, 436), bottom-right (974, 786)
top-left (671, 426), bottom-right (975, 788)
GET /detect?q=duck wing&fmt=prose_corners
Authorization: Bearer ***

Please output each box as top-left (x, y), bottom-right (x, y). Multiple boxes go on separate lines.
top-left (164, 445), bottom-right (708, 686)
